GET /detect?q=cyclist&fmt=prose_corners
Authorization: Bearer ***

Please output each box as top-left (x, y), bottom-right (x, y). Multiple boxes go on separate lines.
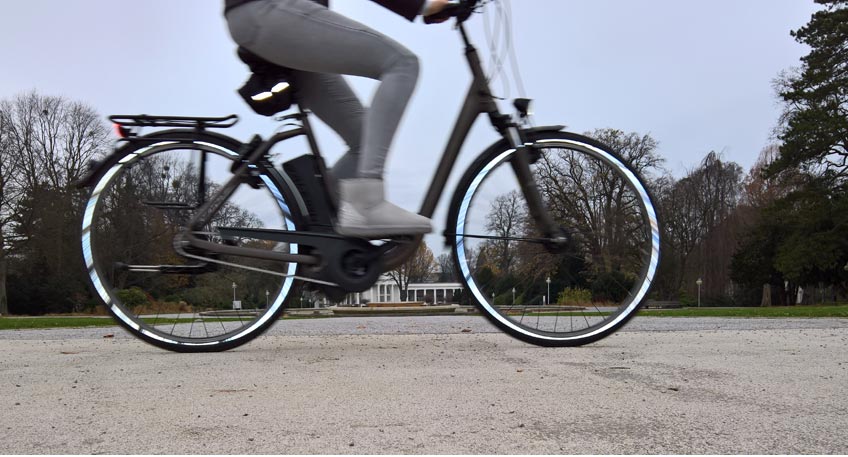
top-left (224, 0), bottom-right (451, 237)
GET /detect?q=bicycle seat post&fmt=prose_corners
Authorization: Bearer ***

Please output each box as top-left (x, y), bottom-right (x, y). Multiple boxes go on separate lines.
top-left (297, 107), bottom-right (322, 159)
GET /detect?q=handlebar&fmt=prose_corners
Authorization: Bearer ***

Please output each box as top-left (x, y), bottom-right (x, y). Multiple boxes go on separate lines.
top-left (423, 0), bottom-right (480, 25)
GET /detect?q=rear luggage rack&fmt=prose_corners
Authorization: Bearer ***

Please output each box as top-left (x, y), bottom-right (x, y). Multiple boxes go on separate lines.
top-left (109, 114), bottom-right (239, 130)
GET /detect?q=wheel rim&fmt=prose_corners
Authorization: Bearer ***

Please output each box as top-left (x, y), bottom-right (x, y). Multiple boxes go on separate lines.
top-left (81, 139), bottom-right (297, 347)
top-left (455, 137), bottom-right (660, 342)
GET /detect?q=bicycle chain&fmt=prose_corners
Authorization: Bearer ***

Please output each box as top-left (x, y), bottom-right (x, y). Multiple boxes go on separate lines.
top-left (174, 243), bottom-right (341, 288)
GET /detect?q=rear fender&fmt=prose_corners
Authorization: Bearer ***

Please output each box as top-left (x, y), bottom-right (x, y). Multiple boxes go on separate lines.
top-left (74, 130), bottom-right (243, 189)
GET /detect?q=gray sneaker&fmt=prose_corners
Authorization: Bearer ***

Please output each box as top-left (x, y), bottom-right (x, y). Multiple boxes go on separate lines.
top-left (336, 178), bottom-right (432, 238)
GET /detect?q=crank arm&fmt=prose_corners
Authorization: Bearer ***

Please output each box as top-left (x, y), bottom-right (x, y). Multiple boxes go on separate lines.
top-left (116, 262), bottom-right (216, 274)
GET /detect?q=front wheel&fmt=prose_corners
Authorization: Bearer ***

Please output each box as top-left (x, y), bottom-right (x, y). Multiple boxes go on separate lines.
top-left (447, 131), bottom-right (661, 346)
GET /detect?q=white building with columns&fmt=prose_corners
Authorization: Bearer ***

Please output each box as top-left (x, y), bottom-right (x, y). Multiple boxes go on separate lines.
top-left (323, 275), bottom-right (464, 306)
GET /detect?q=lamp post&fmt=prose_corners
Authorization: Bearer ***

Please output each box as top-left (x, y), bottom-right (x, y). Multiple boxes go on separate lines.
top-left (512, 287), bottom-right (516, 305)
top-left (265, 289), bottom-right (270, 308)
top-left (491, 292), bottom-right (495, 303)
top-left (696, 278), bottom-right (702, 308)
top-left (546, 276), bottom-right (551, 306)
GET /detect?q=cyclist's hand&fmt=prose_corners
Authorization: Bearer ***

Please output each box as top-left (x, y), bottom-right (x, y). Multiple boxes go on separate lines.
top-left (423, 0), bottom-right (453, 23)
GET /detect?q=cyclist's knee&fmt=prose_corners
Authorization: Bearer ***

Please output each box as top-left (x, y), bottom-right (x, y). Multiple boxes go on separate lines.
top-left (386, 50), bottom-right (419, 82)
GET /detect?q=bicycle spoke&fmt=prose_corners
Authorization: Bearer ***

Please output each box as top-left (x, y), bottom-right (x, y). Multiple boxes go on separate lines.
top-left (200, 316), bottom-right (210, 339)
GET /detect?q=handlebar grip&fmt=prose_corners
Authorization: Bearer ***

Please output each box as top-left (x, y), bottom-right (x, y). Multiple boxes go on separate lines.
top-left (423, 3), bottom-right (463, 24)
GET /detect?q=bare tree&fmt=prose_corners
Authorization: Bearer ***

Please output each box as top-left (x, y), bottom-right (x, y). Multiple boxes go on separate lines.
top-left (742, 144), bottom-right (801, 209)
top-left (436, 252), bottom-right (457, 282)
top-left (483, 190), bottom-right (524, 275)
top-left (658, 151), bottom-right (744, 299)
top-left (535, 129), bottom-right (663, 275)
top-left (2, 92), bottom-right (108, 191)
top-left (0, 92), bottom-right (110, 314)
top-left (589, 129), bottom-right (664, 176)
top-left (386, 242), bottom-right (437, 302)
top-left (0, 108), bottom-right (23, 314)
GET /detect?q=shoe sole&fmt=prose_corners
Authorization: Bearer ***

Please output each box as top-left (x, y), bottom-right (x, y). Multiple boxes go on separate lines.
top-left (336, 225), bottom-right (433, 238)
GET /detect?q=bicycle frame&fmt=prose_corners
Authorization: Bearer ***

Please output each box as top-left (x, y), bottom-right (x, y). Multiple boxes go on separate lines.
top-left (181, 21), bottom-right (563, 278)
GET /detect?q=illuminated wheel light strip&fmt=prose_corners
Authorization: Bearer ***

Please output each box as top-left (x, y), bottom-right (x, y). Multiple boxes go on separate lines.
top-left (222, 174), bottom-right (297, 344)
top-left (456, 138), bottom-right (660, 341)
top-left (118, 142), bottom-right (178, 164)
top-left (82, 163), bottom-right (124, 309)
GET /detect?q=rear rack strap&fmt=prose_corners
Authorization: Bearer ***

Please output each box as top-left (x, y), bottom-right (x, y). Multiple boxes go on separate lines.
top-left (109, 114), bottom-right (239, 129)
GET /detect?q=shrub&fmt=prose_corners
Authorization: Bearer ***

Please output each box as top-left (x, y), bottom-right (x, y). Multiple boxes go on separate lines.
top-left (591, 271), bottom-right (634, 303)
top-left (557, 287), bottom-right (592, 306)
top-left (117, 287), bottom-right (149, 308)
top-left (494, 291), bottom-right (514, 306)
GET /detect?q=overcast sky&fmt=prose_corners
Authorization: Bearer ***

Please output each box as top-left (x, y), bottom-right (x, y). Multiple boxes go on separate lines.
top-left (0, 0), bottom-right (820, 251)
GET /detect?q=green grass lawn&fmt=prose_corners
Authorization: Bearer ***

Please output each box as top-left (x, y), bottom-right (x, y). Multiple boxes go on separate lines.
top-left (0, 316), bottom-right (260, 330)
top-left (0, 314), bottom-right (328, 330)
top-left (0, 316), bottom-right (118, 330)
top-left (1, 304), bottom-right (846, 330)
top-left (639, 304), bottom-right (848, 318)
top-left (520, 304), bottom-right (848, 318)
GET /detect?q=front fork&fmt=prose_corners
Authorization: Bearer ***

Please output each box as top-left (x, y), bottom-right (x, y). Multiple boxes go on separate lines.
top-left (505, 127), bottom-right (568, 246)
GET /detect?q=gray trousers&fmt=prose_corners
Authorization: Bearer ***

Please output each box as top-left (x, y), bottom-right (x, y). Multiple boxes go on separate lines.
top-left (225, 0), bottom-right (420, 179)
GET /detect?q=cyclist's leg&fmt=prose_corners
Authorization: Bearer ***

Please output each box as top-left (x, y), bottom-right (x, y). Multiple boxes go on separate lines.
top-left (289, 71), bottom-right (362, 181)
top-left (226, 0), bottom-right (416, 178)
top-left (226, 0), bottom-right (431, 236)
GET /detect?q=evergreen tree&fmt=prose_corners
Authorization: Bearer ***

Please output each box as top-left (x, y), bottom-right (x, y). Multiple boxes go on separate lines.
top-left (732, 2), bottom-right (848, 304)
top-left (770, 0), bottom-right (848, 185)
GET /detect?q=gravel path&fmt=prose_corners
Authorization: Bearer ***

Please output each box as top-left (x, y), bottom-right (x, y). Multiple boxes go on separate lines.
top-left (1, 316), bottom-right (847, 454)
top-left (1, 314), bottom-right (846, 340)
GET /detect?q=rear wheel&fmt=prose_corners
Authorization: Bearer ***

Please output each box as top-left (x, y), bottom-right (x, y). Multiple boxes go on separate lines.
top-left (81, 131), bottom-right (300, 352)
top-left (447, 131), bottom-right (660, 346)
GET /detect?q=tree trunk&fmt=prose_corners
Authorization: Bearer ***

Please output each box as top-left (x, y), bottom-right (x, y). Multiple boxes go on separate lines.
top-left (760, 283), bottom-right (772, 307)
top-left (0, 256), bottom-right (8, 315)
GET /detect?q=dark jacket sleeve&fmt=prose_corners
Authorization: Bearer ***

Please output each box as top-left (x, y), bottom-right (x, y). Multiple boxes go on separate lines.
top-left (370, 0), bottom-right (426, 21)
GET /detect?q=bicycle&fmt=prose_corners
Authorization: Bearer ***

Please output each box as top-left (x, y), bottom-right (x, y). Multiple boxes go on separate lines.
top-left (77, 0), bottom-right (661, 352)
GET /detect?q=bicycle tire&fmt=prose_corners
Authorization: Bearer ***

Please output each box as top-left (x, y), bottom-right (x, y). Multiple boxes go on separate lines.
top-left (80, 130), bottom-right (302, 352)
top-left (447, 130), bottom-right (661, 346)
